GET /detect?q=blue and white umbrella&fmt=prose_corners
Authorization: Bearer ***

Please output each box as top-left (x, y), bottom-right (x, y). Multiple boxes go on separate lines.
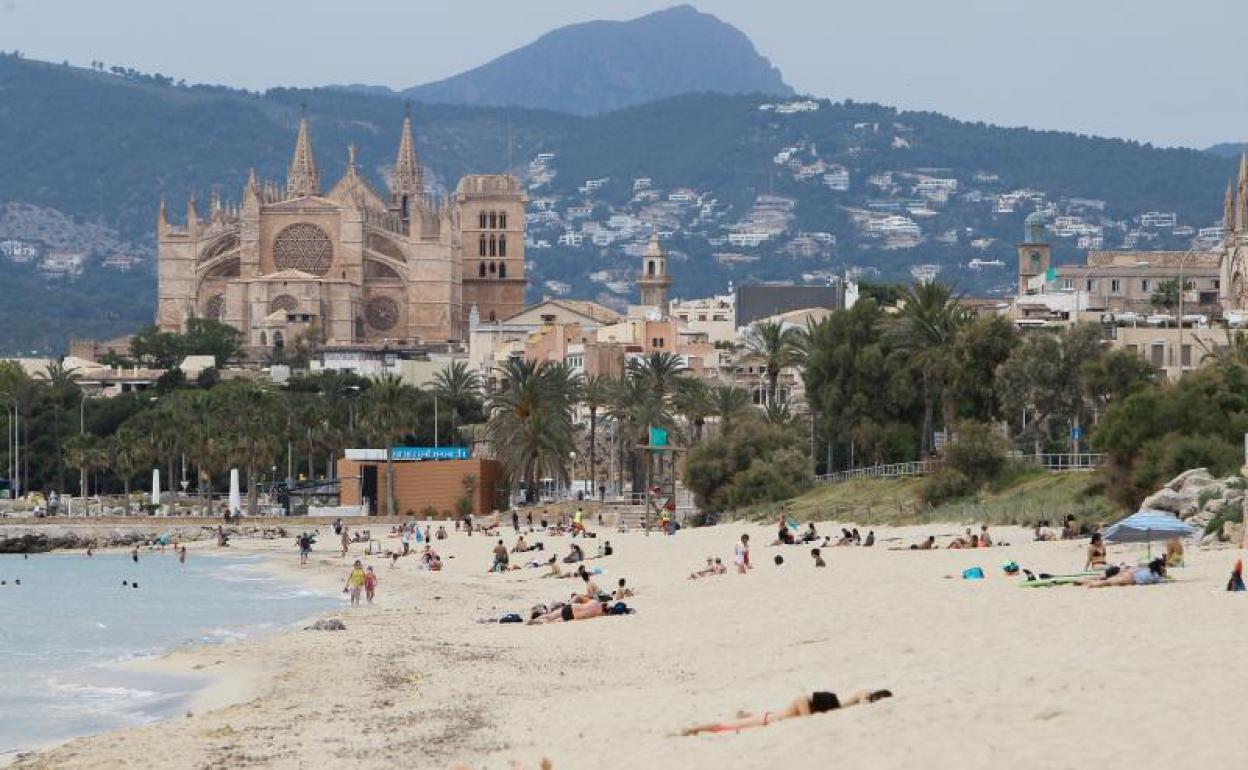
top-left (1102, 509), bottom-right (1197, 545)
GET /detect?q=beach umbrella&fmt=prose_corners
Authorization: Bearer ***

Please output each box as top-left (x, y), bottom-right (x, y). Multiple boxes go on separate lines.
top-left (1102, 509), bottom-right (1197, 555)
top-left (229, 468), bottom-right (241, 514)
top-left (150, 469), bottom-right (161, 507)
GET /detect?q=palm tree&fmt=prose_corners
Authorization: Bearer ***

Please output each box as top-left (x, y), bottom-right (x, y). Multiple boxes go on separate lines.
top-left (580, 373), bottom-right (612, 495)
top-left (109, 429), bottom-right (148, 513)
top-left (890, 282), bottom-right (968, 456)
top-left (40, 360), bottom-right (80, 494)
top-left (744, 321), bottom-right (799, 406)
top-left (360, 375), bottom-right (419, 517)
top-left (432, 361), bottom-right (481, 446)
top-left (218, 382), bottom-right (286, 515)
top-left (674, 378), bottom-right (714, 444)
top-left (63, 434), bottom-right (106, 497)
top-left (486, 358), bottom-right (578, 504)
top-left (711, 385), bottom-right (751, 434)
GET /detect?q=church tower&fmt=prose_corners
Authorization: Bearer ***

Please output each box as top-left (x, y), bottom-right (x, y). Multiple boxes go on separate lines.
top-left (637, 232), bottom-right (672, 314)
top-left (286, 115), bottom-right (320, 198)
top-left (1017, 211), bottom-right (1050, 294)
top-left (389, 108), bottom-right (423, 219)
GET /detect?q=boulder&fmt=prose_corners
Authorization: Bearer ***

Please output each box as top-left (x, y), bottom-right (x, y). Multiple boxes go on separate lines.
top-left (305, 619), bottom-right (347, 632)
top-left (1167, 468), bottom-right (1213, 492)
top-left (1140, 488), bottom-right (1191, 515)
top-left (1224, 521), bottom-right (1244, 545)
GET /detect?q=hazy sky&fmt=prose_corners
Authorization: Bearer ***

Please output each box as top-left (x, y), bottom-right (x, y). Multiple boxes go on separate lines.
top-left (1, 0), bottom-right (1241, 148)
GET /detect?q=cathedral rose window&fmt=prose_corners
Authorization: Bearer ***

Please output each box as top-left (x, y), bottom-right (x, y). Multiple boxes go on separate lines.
top-left (366, 296), bottom-right (400, 331)
top-left (273, 223), bottom-right (334, 275)
top-left (270, 295), bottom-right (299, 314)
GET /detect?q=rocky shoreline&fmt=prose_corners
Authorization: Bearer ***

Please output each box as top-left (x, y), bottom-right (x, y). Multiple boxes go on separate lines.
top-left (0, 523), bottom-right (292, 553)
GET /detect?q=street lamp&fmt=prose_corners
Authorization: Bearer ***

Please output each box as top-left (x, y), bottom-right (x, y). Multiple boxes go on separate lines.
top-left (1176, 246), bottom-right (1202, 376)
top-left (0, 395), bottom-right (17, 499)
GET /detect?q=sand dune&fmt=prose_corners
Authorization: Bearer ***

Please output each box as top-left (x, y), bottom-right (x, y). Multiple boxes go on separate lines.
top-left (11, 521), bottom-right (1244, 769)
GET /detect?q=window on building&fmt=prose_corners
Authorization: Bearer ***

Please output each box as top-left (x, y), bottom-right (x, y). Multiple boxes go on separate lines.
top-left (489, 236), bottom-right (497, 257)
top-left (489, 262), bottom-right (497, 274)
top-left (1141, 279), bottom-right (1151, 292)
top-left (499, 235), bottom-right (507, 257)
top-left (1126, 344), bottom-right (1137, 355)
top-left (500, 212), bottom-right (507, 229)
top-left (488, 310), bottom-right (496, 322)
top-left (1214, 279), bottom-right (1221, 290)
top-left (678, 314), bottom-right (689, 321)
top-left (1200, 291), bottom-right (1218, 305)
top-left (541, 314), bottom-right (556, 323)
top-left (1150, 344), bottom-right (1164, 367)
top-left (648, 260), bottom-right (656, 276)
top-left (478, 262), bottom-right (486, 277)
top-left (1111, 279), bottom-right (1122, 293)
top-left (713, 314), bottom-right (726, 321)
top-left (1181, 344), bottom-right (1192, 367)
top-left (1062, 278), bottom-right (1073, 290)
top-left (1086, 279), bottom-right (1096, 292)
top-left (698, 314), bottom-right (707, 321)
top-left (489, 212), bottom-right (498, 229)
top-left (499, 263), bottom-right (507, 278)
top-left (479, 212), bottom-right (487, 229)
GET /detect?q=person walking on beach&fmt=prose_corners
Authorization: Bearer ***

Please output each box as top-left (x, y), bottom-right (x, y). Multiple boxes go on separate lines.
top-left (734, 534), bottom-right (751, 573)
top-left (364, 566), bottom-right (378, 604)
top-left (298, 532), bottom-right (314, 566)
top-left (512, 511), bottom-right (520, 532)
top-left (340, 524), bottom-right (350, 558)
top-left (178, 546), bottom-right (187, 565)
top-left (345, 560), bottom-right (366, 607)
top-left (131, 545), bottom-right (139, 564)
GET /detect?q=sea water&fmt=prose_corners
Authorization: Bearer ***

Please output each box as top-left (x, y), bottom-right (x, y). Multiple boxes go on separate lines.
top-left (0, 551), bottom-right (337, 757)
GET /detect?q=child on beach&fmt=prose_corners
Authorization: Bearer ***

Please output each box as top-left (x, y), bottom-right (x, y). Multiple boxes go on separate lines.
top-left (364, 566), bottom-right (377, 604)
top-left (811, 548), bottom-right (826, 568)
top-left (345, 560), bottom-right (366, 606)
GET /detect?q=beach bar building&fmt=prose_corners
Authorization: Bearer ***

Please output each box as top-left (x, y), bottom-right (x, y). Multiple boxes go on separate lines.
top-left (337, 448), bottom-right (501, 516)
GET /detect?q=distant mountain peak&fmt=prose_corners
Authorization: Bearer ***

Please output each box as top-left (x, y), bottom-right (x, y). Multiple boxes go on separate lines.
top-left (398, 5), bottom-right (793, 115)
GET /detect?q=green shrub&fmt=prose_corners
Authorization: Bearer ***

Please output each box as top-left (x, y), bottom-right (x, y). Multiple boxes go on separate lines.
top-left (918, 467), bottom-right (972, 507)
top-left (1205, 504), bottom-right (1243, 535)
top-left (944, 419), bottom-right (1007, 486)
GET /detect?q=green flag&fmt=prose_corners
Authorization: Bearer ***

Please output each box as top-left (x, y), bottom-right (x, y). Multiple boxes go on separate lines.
top-left (649, 426), bottom-right (668, 447)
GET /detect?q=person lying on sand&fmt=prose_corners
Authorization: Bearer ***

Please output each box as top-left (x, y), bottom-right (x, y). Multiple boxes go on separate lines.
top-left (910, 536), bottom-right (936, 550)
top-left (1033, 525), bottom-right (1056, 542)
top-left (1078, 558), bottom-right (1167, 588)
top-left (679, 689), bottom-right (893, 736)
top-left (1085, 533), bottom-right (1107, 571)
top-left (527, 600), bottom-right (632, 624)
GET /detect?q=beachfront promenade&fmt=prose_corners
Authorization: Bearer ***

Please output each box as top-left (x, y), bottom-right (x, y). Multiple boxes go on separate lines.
top-left (5, 519), bottom-right (1243, 770)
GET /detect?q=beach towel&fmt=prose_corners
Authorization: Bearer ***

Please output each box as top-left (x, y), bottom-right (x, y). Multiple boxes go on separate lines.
top-left (962, 567), bottom-right (984, 580)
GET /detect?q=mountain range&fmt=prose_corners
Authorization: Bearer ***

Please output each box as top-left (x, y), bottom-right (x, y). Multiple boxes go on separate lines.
top-left (339, 6), bottom-right (793, 115)
top-left (0, 6), bottom-right (1239, 355)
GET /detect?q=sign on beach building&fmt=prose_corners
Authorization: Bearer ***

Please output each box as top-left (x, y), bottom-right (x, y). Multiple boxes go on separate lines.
top-left (344, 447), bottom-right (471, 462)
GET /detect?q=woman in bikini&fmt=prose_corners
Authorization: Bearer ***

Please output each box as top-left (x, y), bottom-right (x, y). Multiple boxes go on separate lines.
top-left (527, 600), bottom-right (613, 624)
top-left (1079, 558), bottom-right (1167, 588)
top-left (680, 689), bottom-right (893, 736)
top-left (1085, 533), bottom-right (1107, 570)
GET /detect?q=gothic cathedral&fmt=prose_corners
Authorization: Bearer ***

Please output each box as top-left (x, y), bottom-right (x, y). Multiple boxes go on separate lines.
top-left (156, 113), bottom-right (526, 352)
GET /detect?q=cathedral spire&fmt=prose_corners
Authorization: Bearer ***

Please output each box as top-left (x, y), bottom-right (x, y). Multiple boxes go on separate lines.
top-left (389, 106), bottom-right (423, 216)
top-left (286, 112), bottom-right (320, 198)
top-left (1226, 181), bottom-right (1236, 234)
top-left (1238, 152), bottom-right (1248, 233)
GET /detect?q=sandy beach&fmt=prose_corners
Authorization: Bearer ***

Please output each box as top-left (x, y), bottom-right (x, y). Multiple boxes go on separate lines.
top-left (8, 520), bottom-right (1245, 770)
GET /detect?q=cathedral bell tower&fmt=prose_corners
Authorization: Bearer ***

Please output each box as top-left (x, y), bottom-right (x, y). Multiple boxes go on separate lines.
top-left (1017, 211), bottom-right (1050, 295)
top-left (637, 232), bottom-right (672, 315)
top-left (389, 106), bottom-right (423, 220)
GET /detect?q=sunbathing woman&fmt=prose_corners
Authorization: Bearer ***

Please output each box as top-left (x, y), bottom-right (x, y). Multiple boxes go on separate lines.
top-left (680, 689), bottom-right (892, 736)
top-left (1085, 533), bottom-right (1107, 571)
top-left (689, 557), bottom-right (716, 579)
top-left (1079, 558), bottom-right (1167, 588)
top-left (527, 600), bottom-right (613, 624)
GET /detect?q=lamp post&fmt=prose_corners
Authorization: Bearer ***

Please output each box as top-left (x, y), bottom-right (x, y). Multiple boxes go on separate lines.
top-left (1176, 246), bottom-right (1201, 376)
top-left (79, 393), bottom-right (87, 499)
top-left (0, 396), bottom-right (16, 499)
